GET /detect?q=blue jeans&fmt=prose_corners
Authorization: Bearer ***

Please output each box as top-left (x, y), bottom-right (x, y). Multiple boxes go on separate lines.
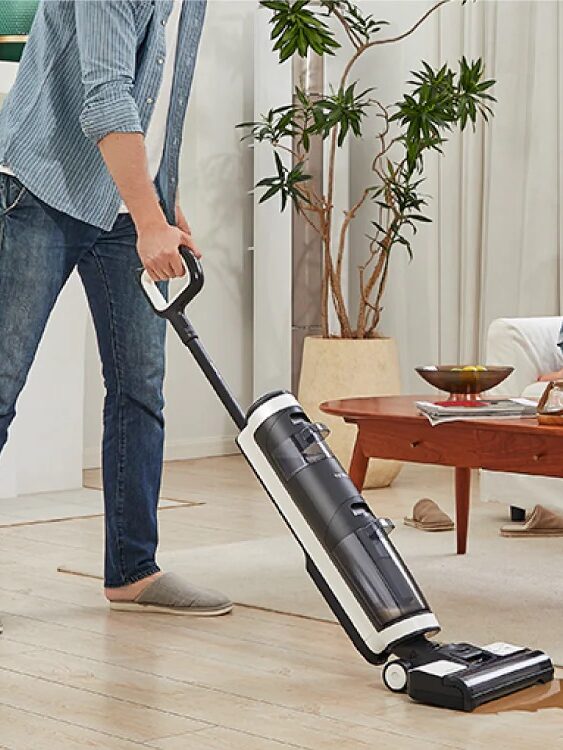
top-left (0, 174), bottom-right (166, 587)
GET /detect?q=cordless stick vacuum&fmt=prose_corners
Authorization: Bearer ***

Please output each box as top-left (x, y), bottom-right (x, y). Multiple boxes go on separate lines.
top-left (140, 248), bottom-right (554, 712)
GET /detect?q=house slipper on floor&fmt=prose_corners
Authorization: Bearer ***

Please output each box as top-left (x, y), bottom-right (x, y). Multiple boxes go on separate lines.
top-left (500, 504), bottom-right (563, 537)
top-left (109, 572), bottom-right (233, 616)
top-left (404, 498), bottom-right (454, 532)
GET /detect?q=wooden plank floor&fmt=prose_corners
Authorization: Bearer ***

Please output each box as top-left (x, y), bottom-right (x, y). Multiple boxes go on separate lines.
top-left (1, 457), bottom-right (561, 749)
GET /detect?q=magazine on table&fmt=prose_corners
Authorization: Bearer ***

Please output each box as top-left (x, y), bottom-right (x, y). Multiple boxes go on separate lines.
top-left (416, 398), bottom-right (538, 427)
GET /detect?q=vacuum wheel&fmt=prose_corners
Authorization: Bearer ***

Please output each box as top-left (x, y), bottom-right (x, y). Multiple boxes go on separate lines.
top-left (382, 659), bottom-right (410, 693)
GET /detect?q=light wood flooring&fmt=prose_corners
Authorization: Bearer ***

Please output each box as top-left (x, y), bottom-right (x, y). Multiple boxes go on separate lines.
top-left (1, 456), bottom-right (561, 749)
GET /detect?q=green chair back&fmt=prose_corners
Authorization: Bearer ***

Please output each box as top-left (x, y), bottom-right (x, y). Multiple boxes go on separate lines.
top-left (0, 1), bottom-right (39, 62)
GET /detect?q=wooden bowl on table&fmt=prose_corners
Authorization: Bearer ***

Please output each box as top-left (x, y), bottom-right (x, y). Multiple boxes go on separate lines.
top-left (415, 365), bottom-right (514, 401)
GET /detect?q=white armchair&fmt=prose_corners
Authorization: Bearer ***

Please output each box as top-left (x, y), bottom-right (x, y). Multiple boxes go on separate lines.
top-left (482, 317), bottom-right (563, 513)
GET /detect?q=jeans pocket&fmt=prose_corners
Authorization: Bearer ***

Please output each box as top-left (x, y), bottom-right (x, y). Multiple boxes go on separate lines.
top-left (0, 174), bottom-right (28, 217)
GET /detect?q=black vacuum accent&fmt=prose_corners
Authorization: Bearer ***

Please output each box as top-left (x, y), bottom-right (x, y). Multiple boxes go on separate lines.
top-left (139, 247), bottom-right (554, 712)
top-left (391, 638), bottom-right (553, 710)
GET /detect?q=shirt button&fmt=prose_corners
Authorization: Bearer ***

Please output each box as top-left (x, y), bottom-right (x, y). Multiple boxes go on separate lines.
top-left (157, 57), bottom-right (164, 65)
top-left (146, 97), bottom-right (154, 104)
top-left (171, 177), bottom-right (176, 184)
top-left (161, 19), bottom-right (166, 26)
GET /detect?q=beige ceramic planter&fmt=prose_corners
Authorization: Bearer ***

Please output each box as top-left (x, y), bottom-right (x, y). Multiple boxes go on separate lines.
top-left (298, 336), bottom-right (402, 489)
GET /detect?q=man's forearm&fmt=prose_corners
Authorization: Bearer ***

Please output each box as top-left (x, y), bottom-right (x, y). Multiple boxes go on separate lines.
top-left (97, 131), bottom-right (194, 281)
top-left (98, 131), bottom-right (166, 230)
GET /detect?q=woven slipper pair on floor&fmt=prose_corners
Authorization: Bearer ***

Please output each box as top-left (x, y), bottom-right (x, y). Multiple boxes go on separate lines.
top-left (109, 573), bottom-right (233, 616)
top-left (500, 505), bottom-right (563, 537)
top-left (404, 497), bottom-right (454, 532)
top-left (403, 499), bottom-right (563, 537)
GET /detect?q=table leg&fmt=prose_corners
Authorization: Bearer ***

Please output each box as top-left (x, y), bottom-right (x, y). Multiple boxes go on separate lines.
top-left (349, 430), bottom-right (368, 491)
top-left (455, 467), bottom-right (471, 555)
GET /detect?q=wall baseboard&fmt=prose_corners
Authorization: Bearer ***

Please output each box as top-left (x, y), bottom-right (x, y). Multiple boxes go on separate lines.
top-left (163, 435), bottom-right (239, 462)
top-left (83, 435), bottom-right (239, 470)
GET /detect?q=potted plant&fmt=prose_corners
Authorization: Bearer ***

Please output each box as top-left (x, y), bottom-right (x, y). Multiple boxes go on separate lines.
top-left (242, 0), bottom-right (496, 487)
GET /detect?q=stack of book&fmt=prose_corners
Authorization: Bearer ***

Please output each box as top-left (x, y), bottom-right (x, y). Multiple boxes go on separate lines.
top-left (416, 398), bottom-right (538, 427)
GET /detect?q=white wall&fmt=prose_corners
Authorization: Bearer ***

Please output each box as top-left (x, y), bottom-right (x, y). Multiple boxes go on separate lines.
top-left (83, 0), bottom-right (255, 467)
top-left (252, 8), bottom-right (292, 398)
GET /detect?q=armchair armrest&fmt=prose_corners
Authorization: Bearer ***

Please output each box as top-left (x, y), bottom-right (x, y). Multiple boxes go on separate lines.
top-left (485, 317), bottom-right (563, 397)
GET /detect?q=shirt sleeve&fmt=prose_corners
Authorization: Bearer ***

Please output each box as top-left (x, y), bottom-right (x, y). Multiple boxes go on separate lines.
top-left (75, 0), bottom-right (143, 144)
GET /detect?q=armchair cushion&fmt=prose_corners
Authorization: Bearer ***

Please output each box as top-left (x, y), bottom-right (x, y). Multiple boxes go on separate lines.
top-left (482, 316), bottom-right (563, 512)
top-left (486, 317), bottom-right (563, 397)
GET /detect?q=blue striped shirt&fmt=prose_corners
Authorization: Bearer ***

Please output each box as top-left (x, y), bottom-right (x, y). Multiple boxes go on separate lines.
top-left (0, 0), bottom-right (206, 231)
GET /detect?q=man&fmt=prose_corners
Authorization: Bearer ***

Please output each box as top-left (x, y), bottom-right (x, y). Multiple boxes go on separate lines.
top-left (0, 0), bottom-right (232, 621)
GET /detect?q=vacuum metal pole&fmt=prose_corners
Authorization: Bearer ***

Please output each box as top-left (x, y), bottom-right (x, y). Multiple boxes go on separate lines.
top-left (168, 309), bottom-right (247, 431)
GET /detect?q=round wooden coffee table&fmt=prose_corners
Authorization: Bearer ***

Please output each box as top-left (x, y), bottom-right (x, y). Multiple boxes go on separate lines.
top-left (320, 395), bottom-right (563, 554)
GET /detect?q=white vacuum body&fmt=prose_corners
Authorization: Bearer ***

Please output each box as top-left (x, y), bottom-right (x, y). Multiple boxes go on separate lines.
top-left (237, 391), bottom-right (440, 662)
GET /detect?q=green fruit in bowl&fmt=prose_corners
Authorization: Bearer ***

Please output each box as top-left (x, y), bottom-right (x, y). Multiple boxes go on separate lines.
top-left (454, 365), bottom-right (488, 372)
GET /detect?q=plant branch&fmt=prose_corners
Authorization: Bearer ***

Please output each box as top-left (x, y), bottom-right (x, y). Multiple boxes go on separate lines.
top-left (338, 0), bottom-right (451, 93)
top-left (366, 251), bottom-right (392, 335)
top-left (324, 124), bottom-right (353, 336)
top-left (356, 242), bottom-right (387, 338)
top-left (300, 203), bottom-right (324, 236)
top-left (359, 235), bottom-right (382, 273)
top-left (369, 0), bottom-right (451, 49)
top-left (336, 186), bottom-right (371, 282)
top-left (371, 101), bottom-right (398, 168)
top-left (331, 6), bottom-right (363, 50)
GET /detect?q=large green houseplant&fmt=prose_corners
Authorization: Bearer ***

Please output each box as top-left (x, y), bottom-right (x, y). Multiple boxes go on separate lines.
top-left (241, 0), bottom-right (495, 339)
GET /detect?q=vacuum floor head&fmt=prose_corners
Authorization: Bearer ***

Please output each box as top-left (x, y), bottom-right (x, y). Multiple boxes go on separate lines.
top-left (386, 639), bottom-right (554, 711)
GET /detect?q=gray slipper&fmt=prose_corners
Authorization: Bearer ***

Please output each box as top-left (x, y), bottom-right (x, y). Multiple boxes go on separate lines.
top-left (109, 572), bottom-right (233, 616)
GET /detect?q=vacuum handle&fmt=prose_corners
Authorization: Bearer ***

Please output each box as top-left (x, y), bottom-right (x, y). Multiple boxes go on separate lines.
top-left (140, 246), bottom-right (204, 318)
